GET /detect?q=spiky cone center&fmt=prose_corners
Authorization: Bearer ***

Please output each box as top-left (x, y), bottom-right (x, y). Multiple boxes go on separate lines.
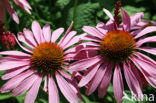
top-left (31, 42), bottom-right (64, 73)
top-left (100, 30), bottom-right (136, 62)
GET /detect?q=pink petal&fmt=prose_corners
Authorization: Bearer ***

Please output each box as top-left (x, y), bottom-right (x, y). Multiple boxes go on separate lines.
top-left (135, 52), bottom-right (156, 65)
top-left (72, 49), bottom-right (98, 61)
top-left (2, 65), bottom-right (30, 80)
top-left (43, 24), bottom-right (51, 42)
top-left (58, 70), bottom-right (86, 103)
top-left (0, 51), bottom-right (31, 57)
top-left (4, 0), bottom-right (19, 24)
top-left (113, 64), bottom-right (124, 103)
top-left (24, 75), bottom-right (42, 103)
top-left (12, 73), bottom-right (39, 96)
top-left (51, 28), bottom-right (64, 42)
top-left (15, 33), bottom-right (33, 53)
top-left (128, 61), bottom-right (142, 89)
top-left (130, 12), bottom-right (144, 27)
top-left (0, 60), bottom-right (30, 70)
top-left (43, 75), bottom-right (48, 92)
top-left (132, 58), bottom-right (156, 88)
top-left (98, 63), bottom-right (113, 98)
top-left (0, 70), bottom-right (34, 93)
top-left (123, 63), bottom-right (143, 101)
top-left (135, 26), bottom-right (156, 39)
top-left (103, 8), bottom-right (114, 20)
top-left (86, 63), bottom-right (107, 96)
top-left (56, 22), bottom-right (73, 43)
top-left (17, 32), bottom-right (34, 49)
top-left (64, 21), bottom-right (73, 38)
top-left (131, 56), bottom-right (156, 78)
top-left (121, 8), bottom-right (131, 32)
top-left (138, 47), bottom-right (156, 56)
top-left (56, 72), bottom-right (79, 103)
top-left (59, 31), bottom-right (77, 47)
top-left (0, 5), bottom-right (5, 22)
top-left (63, 33), bottom-right (87, 49)
top-left (68, 56), bottom-right (101, 72)
top-left (31, 21), bottom-right (42, 44)
top-left (82, 35), bottom-right (101, 42)
top-left (78, 61), bottom-right (101, 87)
top-left (48, 75), bottom-right (59, 103)
top-left (23, 28), bottom-right (37, 47)
top-left (136, 36), bottom-right (156, 46)
top-left (82, 26), bottom-right (103, 38)
top-left (96, 22), bottom-right (108, 35)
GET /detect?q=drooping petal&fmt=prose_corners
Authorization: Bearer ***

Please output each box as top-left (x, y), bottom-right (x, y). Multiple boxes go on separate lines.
top-left (78, 61), bottom-right (101, 87)
top-left (86, 63), bottom-right (107, 96)
top-left (131, 56), bottom-right (156, 78)
top-left (58, 70), bottom-right (86, 103)
top-left (48, 75), bottom-right (59, 103)
top-left (43, 24), bottom-right (51, 42)
top-left (135, 52), bottom-right (156, 65)
top-left (24, 75), bottom-right (42, 103)
top-left (0, 70), bottom-right (34, 93)
top-left (138, 47), bottom-right (156, 56)
top-left (121, 8), bottom-right (131, 32)
top-left (68, 56), bottom-right (101, 72)
top-left (113, 64), bottom-right (124, 103)
top-left (31, 21), bottom-right (42, 44)
top-left (51, 28), bottom-right (64, 42)
top-left (128, 61), bottom-right (142, 89)
top-left (4, 0), bottom-right (19, 24)
top-left (136, 36), bottom-right (156, 46)
top-left (98, 63), bottom-right (113, 98)
top-left (135, 26), bottom-right (156, 39)
top-left (123, 62), bottom-right (143, 101)
top-left (132, 57), bottom-right (156, 88)
top-left (2, 65), bottom-right (30, 80)
top-left (12, 73), bottom-right (39, 96)
top-left (43, 75), bottom-right (48, 92)
top-left (83, 26), bottom-right (103, 38)
top-left (56, 72), bottom-right (79, 103)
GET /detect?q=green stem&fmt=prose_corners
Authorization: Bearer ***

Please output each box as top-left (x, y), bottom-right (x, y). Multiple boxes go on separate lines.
top-left (72, 0), bottom-right (78, 29)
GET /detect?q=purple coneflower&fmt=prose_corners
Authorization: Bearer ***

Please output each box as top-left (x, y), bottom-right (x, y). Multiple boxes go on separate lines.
top-left (0, 21), bottom-right (85, 103)
top-left (69, 1), bottom-right (156, 103)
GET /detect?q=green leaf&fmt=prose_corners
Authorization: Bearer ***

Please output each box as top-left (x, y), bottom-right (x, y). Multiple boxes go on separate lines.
top-left (66, 2), bottom-right (99, 33)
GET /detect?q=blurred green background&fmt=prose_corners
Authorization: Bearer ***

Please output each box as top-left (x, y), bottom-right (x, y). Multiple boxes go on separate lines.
top-left (1, 0), bottom-right (156, 103)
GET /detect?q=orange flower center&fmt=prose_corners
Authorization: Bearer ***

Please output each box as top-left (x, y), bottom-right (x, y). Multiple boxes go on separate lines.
top-left (100, 30), bottom-right (136, 62)
top-left (31, 42), bottom-right (64, 73)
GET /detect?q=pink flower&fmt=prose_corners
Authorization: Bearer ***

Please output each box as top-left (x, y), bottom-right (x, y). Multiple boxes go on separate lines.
top-left (0, 21), bottom-right (85, 103)
top-left (0, 0), bottom-right (32, 24)
top-left (69, 7), bottom-right (156, 103)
